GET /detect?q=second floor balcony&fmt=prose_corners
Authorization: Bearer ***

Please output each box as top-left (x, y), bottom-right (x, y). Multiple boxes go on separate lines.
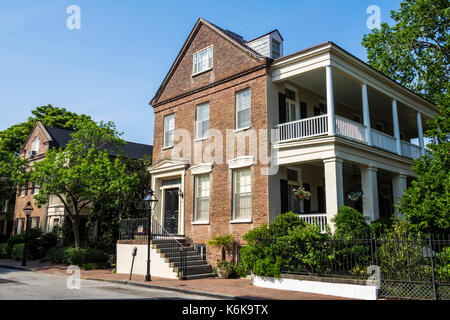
top-left (270, 43), bottom-right (438, 161)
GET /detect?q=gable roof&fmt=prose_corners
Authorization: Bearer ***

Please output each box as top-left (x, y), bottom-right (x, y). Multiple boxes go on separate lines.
top-left (42, 125), bottom-right (153, 160)
top-left (150, 18), bottom-right (268, 106)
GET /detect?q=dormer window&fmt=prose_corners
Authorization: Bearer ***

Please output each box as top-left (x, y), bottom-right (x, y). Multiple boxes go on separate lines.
top-left (193, 46), bottom-right (213, 75)
top-left (271, 39), bottom-right (281, 59)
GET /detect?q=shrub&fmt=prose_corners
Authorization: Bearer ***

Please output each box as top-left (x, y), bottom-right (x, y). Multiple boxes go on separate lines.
top-left (241, 212), bottom-right (329, 277)
top-left (369, 217), bottom-right (396, 236)
top-left (45, 246), bottom-right (68, 264)
top-left (229, 262), bottom-right (248, 278)
top-left (39, 231), bottom-right (59, 257)
top-left (332, 206), bottom-right (370, 239)
top-left (11, 243), bottom-right (25, 261)
top-left (0, 243), bottom-right (10, 258)
top-left (207, 234), bottom-right (233, 261)
top-left (435, 247), bottom-right (450, 282)
top-left (61, 247), bottom-right (109, 265)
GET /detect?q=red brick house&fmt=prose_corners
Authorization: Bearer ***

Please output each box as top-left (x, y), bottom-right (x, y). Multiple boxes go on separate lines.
top-left (148, 18), bottom-right (437, 265)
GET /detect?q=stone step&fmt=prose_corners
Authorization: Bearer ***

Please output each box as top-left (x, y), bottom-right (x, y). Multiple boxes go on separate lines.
top-left (165, 255), bottom-right (204, 264)
top-left (156, 246), bottom-right (195, 253)
top-left (184, 273), bottom-right (216, 280)
top-left (161, 250), bottom-right (198, 259)
top-left (174, 264), bottom-right (213, 275)
top-left (170, 259), bottom-right (208, 268)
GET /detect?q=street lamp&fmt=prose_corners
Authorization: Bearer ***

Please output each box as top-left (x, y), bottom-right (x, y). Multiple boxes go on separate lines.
top-left (143, 189), bottom-right (158, 281)
top-left (22, 201), bottom-right (33, 266)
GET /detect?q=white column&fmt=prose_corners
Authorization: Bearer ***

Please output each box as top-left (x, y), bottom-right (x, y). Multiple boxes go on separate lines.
top-left (326, 65), bottom-right (336, 135)
top-left (298, 168), bottom-right (304, 213)
top-left (361, 84), bottom-right (372, 145)
top-left (392, 174), bottom-right (407, 217)
top-left (324, 157), bottom-right (343, 232)
top-left (361, 166), bottom-right (379, 221)
top-left (392, 100), bottom-right (402, 155)
top-left (417, 112), bottom-right (425, 156)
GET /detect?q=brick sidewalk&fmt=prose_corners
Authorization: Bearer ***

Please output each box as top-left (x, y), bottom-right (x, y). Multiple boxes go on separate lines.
top-left (0, 259), bottom-right (350, 300)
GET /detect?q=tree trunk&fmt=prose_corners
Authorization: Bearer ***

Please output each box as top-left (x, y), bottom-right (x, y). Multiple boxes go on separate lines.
top-left (72, 215), bottom-right (81, 248)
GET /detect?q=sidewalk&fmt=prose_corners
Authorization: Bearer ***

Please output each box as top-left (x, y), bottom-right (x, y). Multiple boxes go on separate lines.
top-left (0, 259), bottom-right (350, 300)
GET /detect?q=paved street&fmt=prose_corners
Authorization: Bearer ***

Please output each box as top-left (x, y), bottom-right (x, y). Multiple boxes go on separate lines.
top-left (0, 267), bottom-right (219, 300)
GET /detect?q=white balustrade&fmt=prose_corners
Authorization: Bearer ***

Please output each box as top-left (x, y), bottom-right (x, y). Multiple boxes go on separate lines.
top-left (335, 115), bottom-right (366, 143)
top-left (298, 213), bottom-right (328, 234)
top-left (371, 129), bottom-right (396, 153)
top-left (274, 114), bottom-right (328, 142)
top-left (401, 141), bottom-right (422, 159)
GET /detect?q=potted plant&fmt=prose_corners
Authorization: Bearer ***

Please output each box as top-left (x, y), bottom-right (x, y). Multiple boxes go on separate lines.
top-left (347, 190), bottom-right (364, 202)
top-left (207, 234), bottom-right (233, 279)
top-left (293, 187), bottom-right (311, 201)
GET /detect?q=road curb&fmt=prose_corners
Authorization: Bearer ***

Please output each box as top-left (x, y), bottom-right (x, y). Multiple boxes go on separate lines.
top-left (0, 264), bottom-right (36, 272)
top-left (82, 277), bottom-right (244, 300)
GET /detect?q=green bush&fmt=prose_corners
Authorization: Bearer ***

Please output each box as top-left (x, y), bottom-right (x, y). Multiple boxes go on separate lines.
top-left (45, 246), bottom-right (68, 264)
top-left (39, 231), bottom-right (59, 257)
top-left (435, 247), bottom-right (450, 282)
top-left (0, 243), bottom-right (10, 258)
top-left (45, 247), bottom-right (109, 266)
top-left (11, 243), bottom-right (25, 261)
top-left (332, 206), bottom-right (370, 239)
top-left (240, 212), bottom-right (330, 277)
top-left (229, 262), bottom-right (248, 278)
top-left (369, 217), bottom-right (396, 236)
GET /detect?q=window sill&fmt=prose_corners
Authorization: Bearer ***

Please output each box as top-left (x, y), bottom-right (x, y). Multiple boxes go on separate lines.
top-left (162, 145), bottom-right (174, 150)
top-left (194, 137), bottom-right (209, 142)
top-left (192, 221), bottom-right (210, 225)
top-left (230, 219), bottom-right (252, 224)
top-left (191, 68), bottom-right (213, 77)
top-left (234, 126), bottom-right (251, 133)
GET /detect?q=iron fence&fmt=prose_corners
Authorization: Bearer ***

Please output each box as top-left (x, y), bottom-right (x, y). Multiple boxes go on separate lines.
top-left (118, 218), bottom-right (187, 279)
top-left (256, 233), bottom-right (450, 300)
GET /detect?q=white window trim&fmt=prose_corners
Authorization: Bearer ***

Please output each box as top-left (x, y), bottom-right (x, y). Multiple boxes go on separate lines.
top-left (193, 173), bottom-right (210, 223)
top-left (190, 163), bottom-right (213, 175)
top-left (195, 102), bottom-right (210, 140)
top-left (192, 45), bottom-right (213, 76)
top-left (227, 156), bottom-right (254, 169)
top-left (285, 84), bottom-right (300, 122)
top-left (230, 218), bottom-right (252, 224)
top-left (231, 167), bottom-right (252, 221)
top-left (163, 114), bottom-right (175, 148)
top-left (235, 88), bottom-right (251, 130)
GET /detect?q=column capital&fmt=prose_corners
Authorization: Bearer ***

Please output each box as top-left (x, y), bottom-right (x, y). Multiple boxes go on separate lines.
top-left (323, 157), bottom-right (343, 164)
top-left (361, 165), bottom-right (378, 173)
top-left (395, 173), bottom-right (408, 180)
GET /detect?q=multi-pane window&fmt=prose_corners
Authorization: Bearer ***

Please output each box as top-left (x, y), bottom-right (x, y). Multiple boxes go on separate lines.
top-left (164, 114), bottom-right (175, 148)
top-left (195, 103), bottom-right (210, 139)
top-left (271, 39), bottom-right (281, 59)
top-left (285, 88), bottom-right (299, 122)
top-left (15, 218), bottom-right (25, 235)
top-left (236, 89), bottom-right (251, 129)
top-left (233, 168), bottom-right (251, 220)
top-left (31, 137), bottom-right (40, 153)
top-left (195, 174), bottom-right (210, 222)
top-left (193, 46), bottom-right (213, 75)
top-left (31, 217), bottom-right (40, 229)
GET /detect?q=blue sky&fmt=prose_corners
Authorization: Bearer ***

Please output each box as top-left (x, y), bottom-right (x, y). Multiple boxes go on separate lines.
top-left (0, 0), bottom-right (402, 145)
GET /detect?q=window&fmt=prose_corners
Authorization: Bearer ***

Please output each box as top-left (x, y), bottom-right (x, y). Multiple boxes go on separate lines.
top-left (236, 89), bottom-right (251, 129)
top-left (163, 114), bottom-right (175, 148)
top-left (15, 218), bottom-right (25, 235)
top-left (194, 174), bottom-right (210, 222)
top-left (193, 46), bottom-right (213, 75)
top-left (319, 102), bottom-right (327, 114)
top-left (53, 218), bottom-right (60, 228)
top-left (31, 217), bottom-right (40, 229)
top-left (285, 88), bottom-right (299, 122)
top-left (271, 39), bottom-right (281, 59)
top-left (24, 184), bottom-right (28, 196)
top-left (195, 103), bottom-right (210, 139)
top-left (233, 168), bottom-right (251, 220)
top-left (31, 137), bottom-right (40, 153)
top-left (287, 169), bottom-right (299, 183)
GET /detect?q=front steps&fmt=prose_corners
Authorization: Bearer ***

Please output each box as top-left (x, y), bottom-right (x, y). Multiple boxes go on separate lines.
top-left (151, 238), bottom-right (215, 280)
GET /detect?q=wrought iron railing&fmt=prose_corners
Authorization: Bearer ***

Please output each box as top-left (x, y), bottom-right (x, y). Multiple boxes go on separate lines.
top-left (118, 218), bottom-right (187, 279)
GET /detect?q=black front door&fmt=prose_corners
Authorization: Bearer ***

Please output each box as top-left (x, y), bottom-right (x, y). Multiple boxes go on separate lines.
top-left (164, 188), bottom-right (179, 234)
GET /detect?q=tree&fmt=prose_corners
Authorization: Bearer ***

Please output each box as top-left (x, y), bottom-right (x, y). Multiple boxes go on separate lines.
top-left (25, 120), bottom-right (138, 247)
top-left (0, 105), bottom-right (92, 209)
top-left (362, 0), bottom-right (450, 233)
top-left (89, 155), bottom-right (152, 252)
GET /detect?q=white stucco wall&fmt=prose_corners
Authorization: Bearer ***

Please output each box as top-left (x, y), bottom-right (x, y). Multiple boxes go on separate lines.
top-left (252, 275), bottom-right (378, 300)
top-left (116, 243), bottom-right (178, 279)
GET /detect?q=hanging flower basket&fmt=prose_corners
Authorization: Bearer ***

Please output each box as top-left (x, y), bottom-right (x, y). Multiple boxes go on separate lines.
top-left (293, 187), bottom-right (311, 201)
top-left (347, 190), bottom-right (364, 202)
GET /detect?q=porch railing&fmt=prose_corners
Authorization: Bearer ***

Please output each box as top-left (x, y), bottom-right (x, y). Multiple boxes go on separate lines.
top-left (298, 213), bottom-right (327, 234)
top-left (371, 129), bottom-right (397, 153)
top-left (274, 114), bottom-right (328, 142)
top-left (335, 115), bottom-right (366, 143)
top-left (401, 140), bottom-right (423, 159)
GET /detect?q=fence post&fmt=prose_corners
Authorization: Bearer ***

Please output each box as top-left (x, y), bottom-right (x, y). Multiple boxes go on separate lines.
top-left (428, 233), bottom-right (438, 300)
top-left (179, 247), bottom-right (186, 280)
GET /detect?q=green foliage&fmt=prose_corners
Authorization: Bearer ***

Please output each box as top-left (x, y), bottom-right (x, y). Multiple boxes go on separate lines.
top-left (369, 217), bottom-right (396, 236)
top-left (240, 212), bottom-right (329, 277)
top-left (362, 0), bottom-right (450, 234)
top-left (0, 243), bottom-right (10, 258)
top-left (436, 247), bottom-right (450, 281)
top-left (44, 246), bottom-right (109, 266)
top-left (11, 243), bottom-right (25, 261)
top-left (45, 246), bottom-right (68, 264)
top-left (207, 234), bottom-right (233, 261)
top-left (228, 262), bottom-right (248, 279)
top-left (332, 206), bottom-right (370, 239)
top-left (39, 230), bottom-right (59, 257)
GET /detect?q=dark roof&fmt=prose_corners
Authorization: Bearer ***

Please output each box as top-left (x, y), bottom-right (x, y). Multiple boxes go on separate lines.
top-left (44, 126), bottom-right (153, 160)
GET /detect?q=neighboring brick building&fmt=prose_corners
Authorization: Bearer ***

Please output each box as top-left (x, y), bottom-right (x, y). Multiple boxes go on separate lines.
top-left (148, 18), bottom-right (438, 266)
top-left (13, 121), bottom-right (153, 240)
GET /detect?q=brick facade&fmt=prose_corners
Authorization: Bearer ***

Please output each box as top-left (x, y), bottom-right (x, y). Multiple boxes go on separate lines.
top-left (150, 20), bottom-right (272, 264)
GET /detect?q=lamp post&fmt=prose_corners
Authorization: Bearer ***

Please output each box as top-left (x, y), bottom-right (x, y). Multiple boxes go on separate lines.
top-left (22, 201), bottom-right (33, 266)
top-left (143, 189), bottom-right (158, 282)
